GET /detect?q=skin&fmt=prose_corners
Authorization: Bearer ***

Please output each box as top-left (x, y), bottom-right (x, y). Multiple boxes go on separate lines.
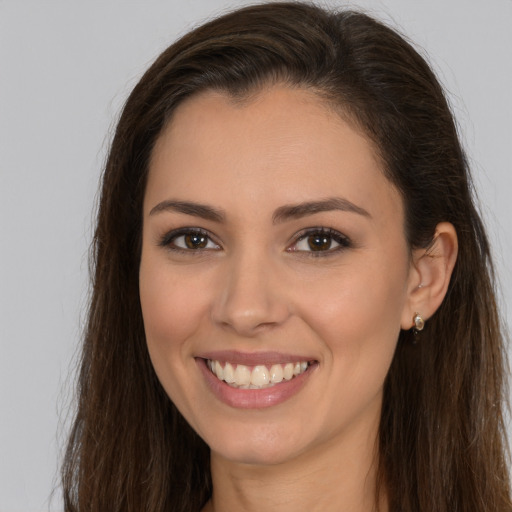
top-left (139, 86), bottom-right (457, 512)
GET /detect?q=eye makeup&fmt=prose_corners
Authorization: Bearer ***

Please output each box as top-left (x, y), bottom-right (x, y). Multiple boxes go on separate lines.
top-left (157, 225), bottom-right (352, 259)
top-left (158, 227), bottom-right (221, 254)
top-left (287, 227), bottom-right (353, 257)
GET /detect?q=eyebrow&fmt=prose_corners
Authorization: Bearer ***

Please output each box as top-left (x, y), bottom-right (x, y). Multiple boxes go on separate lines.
top-left (149, 200), bottom-right (225, 222)
top-left (272, 197), bottom-right (370, 224)
top-left (148, 196), bottom-right (370, 223)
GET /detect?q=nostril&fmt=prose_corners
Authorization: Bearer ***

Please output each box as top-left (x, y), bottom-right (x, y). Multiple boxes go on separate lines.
top-left (211, 296), bottom-right (290, 334)
top-left (210, 259), bottom-right (291, 334)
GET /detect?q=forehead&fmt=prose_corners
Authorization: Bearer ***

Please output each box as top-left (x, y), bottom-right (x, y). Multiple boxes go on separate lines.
top-left (145, 86), bottom-right (402, 225)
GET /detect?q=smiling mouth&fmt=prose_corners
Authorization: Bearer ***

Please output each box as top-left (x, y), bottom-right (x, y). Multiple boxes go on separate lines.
top-left (206, 359), bottom-right (313, 389)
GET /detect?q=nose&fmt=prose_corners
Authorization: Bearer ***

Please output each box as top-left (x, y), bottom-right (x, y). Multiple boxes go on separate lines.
top-left (211, 251), bottom-right (291, 337)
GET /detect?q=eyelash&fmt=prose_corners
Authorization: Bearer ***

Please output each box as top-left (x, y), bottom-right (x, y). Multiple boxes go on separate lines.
top-left (159, 227), bottom-right (352, 256)
top-left (288, 227), bottom-right (352, 257)
top-left (159, 228), bottom-right (220, 254)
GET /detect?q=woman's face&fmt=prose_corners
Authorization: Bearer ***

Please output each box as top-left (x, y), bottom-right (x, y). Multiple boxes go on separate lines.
top-left (140, 86), bottom-right (416, 466)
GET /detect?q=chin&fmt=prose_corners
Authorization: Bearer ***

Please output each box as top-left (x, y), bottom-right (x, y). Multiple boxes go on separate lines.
top-left (206, 422), bottom-right (308, 467)
top-left (213, 444), bottom-right (301, 467)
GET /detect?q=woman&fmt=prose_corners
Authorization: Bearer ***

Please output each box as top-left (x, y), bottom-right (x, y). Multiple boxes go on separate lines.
top-left (62, 2), bottom-right (511, 511)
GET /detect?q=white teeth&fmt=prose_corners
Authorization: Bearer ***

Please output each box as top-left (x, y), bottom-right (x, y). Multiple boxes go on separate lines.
top-left (234, 364), bottom-right (251, 386)
top-left (283, 363), bottom-right (294, 380)
top-left (223, 362), bottom-right (235, 383)
top-left (215, 361), bottom-right (224, 380)
top-left (251, 365), bottom-right (270, 386)
top-left (207, 359), bottom-right (311, 388)
top-left (270, 364), bottom-right (283, 383)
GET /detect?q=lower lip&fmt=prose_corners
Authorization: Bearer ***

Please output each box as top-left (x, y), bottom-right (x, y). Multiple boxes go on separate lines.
top-left (196, 358), bottom-right (316, 409)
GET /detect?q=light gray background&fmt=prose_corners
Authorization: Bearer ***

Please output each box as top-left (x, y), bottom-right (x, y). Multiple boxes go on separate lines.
top-left (1, 1), bottom-right (511, 510)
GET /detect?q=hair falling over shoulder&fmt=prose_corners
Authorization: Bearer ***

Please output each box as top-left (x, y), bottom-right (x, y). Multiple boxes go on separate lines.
top-left (62, 2), bottom-right (511, 511)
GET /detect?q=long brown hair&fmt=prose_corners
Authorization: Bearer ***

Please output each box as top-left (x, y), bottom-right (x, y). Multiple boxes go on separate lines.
top-left (62, 3), bottom-right (511, 511)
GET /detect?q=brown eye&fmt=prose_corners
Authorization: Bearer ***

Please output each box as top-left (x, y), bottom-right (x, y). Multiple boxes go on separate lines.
top-left (307, 234), bottom-right (332, 251)
top-left (160, 229), bottom-right (220, 251)
top-left (184, 233), bottom-right (208, 249)
top-left (289, 228), bottom-right (351, 256)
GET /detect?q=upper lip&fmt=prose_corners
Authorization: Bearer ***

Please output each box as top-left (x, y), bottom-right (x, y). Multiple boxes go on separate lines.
top-left (197, 350), bottom-right (317, 366)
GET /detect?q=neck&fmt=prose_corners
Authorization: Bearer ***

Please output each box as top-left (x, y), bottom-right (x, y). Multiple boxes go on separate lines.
top-left (203, 419), bottom-right (387, 512)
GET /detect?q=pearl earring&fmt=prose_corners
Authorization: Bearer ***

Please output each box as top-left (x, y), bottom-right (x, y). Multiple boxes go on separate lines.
top-left (413, 313), bottom-right (425, 331)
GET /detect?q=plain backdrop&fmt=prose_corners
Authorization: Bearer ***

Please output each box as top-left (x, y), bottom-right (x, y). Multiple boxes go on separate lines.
top-left (1, 1), bottom-right (511, 510)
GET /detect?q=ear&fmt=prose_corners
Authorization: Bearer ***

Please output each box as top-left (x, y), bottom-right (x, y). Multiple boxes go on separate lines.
top-left (400, 222), bottom-right (458, 330)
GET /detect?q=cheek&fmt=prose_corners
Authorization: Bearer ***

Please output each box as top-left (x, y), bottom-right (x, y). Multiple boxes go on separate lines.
top-left (296, 253), bottom-right (409, 377)
top-left (139, 256), bottom-right (218, 421)
top-left (139, 254), bottom-right (211, 369)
